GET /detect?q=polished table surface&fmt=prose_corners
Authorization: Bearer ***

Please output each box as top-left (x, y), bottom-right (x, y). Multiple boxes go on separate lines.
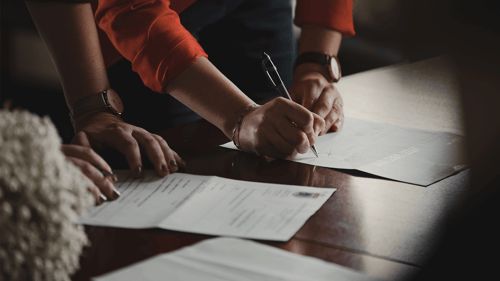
top-left (73, 56), bottom-right (469, 281)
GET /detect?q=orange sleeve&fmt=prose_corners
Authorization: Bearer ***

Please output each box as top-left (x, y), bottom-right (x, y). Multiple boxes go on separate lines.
top-left (95, 0), bottom-right (207, 93)
top-left (294, 0), bottom-right (355, 37)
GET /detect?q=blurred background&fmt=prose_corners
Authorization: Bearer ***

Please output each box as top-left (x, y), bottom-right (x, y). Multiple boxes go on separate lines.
top-left (1, 0), bottom-right (499, 280)
top-left (1, 0), bottom-right (473, 143)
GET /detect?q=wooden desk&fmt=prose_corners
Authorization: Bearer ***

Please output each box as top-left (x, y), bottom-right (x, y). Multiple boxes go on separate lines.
top-left (73, 56), bottom-right (468, 281)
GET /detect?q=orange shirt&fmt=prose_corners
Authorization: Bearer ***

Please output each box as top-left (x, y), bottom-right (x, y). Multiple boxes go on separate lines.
top-left (94, 0), bottom-right (355, 93)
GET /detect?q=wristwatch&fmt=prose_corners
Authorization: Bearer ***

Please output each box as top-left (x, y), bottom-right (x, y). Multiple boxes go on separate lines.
top-left (294, 52), bottom-right (342, 82)
top-left (69, 89), bottom-right (124, 124)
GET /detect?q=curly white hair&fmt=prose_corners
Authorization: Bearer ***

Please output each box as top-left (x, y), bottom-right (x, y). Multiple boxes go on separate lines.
top-left (0, 109), bottom-right (94, 281)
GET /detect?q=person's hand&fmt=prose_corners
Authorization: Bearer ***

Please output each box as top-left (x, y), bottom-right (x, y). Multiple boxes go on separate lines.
top-left (72, 110), bottom-right (186, 179)
top-left (237, 97), bottom-right (325, 158)
top-left (62, 144), bottom-right (119, 205)
top-left (289, 64), bottom-right (344, 135)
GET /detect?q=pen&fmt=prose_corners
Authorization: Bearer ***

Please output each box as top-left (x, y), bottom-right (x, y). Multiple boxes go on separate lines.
top-left (261, 52), bottom-right (319, 157)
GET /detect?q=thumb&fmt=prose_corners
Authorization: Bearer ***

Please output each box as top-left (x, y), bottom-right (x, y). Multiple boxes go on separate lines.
top-left (312, 112), bottom-right (325, 137)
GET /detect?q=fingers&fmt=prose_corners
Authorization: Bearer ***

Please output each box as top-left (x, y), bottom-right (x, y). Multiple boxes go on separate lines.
top-left (299, 81), bottom-right (323, 111)
top-left (261, 127), bottom-right (300, 158)
top-left (112, 128), bottom-right (144, 179)
top-left (133, 130), bottom-right (170, 177)
top-left (109, 125), bottom-right (185, 178)
top-left (72, 111), bottom-right (184, 182)
top-left (87, 185), bottom-right (104, 206)
top-left (312, 85), bottom-right (344, 134)
top-left (66, 155), bottom-right (119, 204)
top-left (240, 98), bottom-right (321, 158)
top-left (61, 144), bottom-right (112, 175)
top-left (322, 98), bottom-right (344, 134)
top-left (151, 134), bottom-right (182, 174)
top-left (311, 112), bottom-right (326, 141)
top-left (331, 100), bottom-right (344, 132)
top-left (290, 70), bottom-right (345, 135)
top-left (274, 117), bottom-right (310, 154)
top-left (173, 150), bottom-right (187, 169)
top-left (278, 98), bottom-right (322, 148)
top-left (312, 84), bottom-right (335, 119)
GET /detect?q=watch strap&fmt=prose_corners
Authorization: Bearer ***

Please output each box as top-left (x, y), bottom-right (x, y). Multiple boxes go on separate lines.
top-left (294, 52), bottom-right (330, 70)
top-left (70, 90), bottom-right (110, 123)
top-left (294, 51), bottom-right (341, 82)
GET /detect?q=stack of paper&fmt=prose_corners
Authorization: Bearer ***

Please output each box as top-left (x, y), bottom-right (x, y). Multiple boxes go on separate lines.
top-left (93, 237), bottom-right (386, 281)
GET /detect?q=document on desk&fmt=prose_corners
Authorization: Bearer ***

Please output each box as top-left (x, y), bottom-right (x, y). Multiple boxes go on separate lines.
top-left (221, 117), bottom-right (467, 186)
top-left (93, 237), bottom-right (386, 281)
top-left (77, 170), bottom-right (335, 241)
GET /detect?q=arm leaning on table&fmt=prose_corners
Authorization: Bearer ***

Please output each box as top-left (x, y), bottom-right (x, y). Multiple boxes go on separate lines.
top-left (95, 0), bottom-right (325, 159)
top-left (25, 0), bottom-right (185, 204)
top-left (290, 0), bottom-right (355, 135)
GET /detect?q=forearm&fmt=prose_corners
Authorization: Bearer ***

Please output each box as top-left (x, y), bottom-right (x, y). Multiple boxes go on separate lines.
top-left (164, 57), bottom-right (255, 139)
top-left (25, 1), bottom-right (109, 108)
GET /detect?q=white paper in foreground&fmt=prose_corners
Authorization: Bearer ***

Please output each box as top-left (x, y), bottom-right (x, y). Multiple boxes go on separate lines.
top-left (93, 237), bottom-right (386, 281)
top-left (221, 117), bottom-right (467, 186)
top-left (77, 171), bottom-right (335, 241)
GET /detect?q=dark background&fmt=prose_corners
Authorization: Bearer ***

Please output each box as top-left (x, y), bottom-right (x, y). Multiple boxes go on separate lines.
top-left (1, 1), bottom-right (499, 279)
top-left (1, 0), bottom-right (471, 144)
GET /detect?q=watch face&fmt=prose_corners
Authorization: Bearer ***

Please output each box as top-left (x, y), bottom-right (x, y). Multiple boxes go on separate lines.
top-left (329, 56), bottom-right (341, 82)
top-left (105, 89), bottom-right (124, 114)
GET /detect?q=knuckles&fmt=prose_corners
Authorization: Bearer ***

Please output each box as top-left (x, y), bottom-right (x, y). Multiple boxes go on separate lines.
top-left (79, 161), bottom-right (94, 176)
top-left (80, 146), bottom-right (95, 157)
top-left (316, 101), bottom-right (332, 113)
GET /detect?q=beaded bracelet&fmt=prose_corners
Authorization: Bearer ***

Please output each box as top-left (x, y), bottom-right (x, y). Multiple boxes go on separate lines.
top-left (232, 104), bottom-right (257, 149)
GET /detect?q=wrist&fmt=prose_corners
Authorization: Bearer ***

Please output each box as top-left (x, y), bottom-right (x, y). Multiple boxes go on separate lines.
top-left (231, 104), bottom-right (258, 149)
top-left (223, 103), bottom-right (257, 140)
top-left (69, 88), bottom-right (123, 126)
top-left (72, 108), bottom-right (120, 132)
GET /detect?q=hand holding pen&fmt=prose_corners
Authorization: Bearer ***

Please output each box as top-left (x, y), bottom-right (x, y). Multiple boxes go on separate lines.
top-left (260, 52), bottom-right (322, 157)
top-left (232, 55), bottom-right (325, 159)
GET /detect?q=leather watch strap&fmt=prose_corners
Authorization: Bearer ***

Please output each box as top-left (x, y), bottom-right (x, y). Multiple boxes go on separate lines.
top-left (70, 92), bottom-right (109, 121)
top-left (294, 51), bottom-right (341, 82)
top-left (294, 52), bottom-right (330, 69)
top-left (69, 89), bottom-right (123, 125)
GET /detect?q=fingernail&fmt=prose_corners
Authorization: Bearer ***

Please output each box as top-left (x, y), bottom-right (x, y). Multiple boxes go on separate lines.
top-left (161, 164), bottom-right (169, 173)
top-left (169, 160), bottom-right (177, 167)
top-left (134, 166), bottom-right (143, 178)
top-left (112, 188), bottom-right (121, 199)
top-left (99, 194), bottom-right (108, 204)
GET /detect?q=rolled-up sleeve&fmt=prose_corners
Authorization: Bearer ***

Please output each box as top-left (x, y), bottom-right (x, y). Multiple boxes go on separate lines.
top-left (295, 0), bottom-right (355, 37)
top-left (95, 0), bottom-right (207, 93)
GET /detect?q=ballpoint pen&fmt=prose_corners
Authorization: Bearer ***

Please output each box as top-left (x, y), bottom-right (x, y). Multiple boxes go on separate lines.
top-left (261, 52), bottom-right (319, 157)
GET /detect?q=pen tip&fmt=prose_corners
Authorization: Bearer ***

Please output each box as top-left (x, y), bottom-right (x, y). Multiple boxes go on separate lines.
top-left (311, 146), bottom-right (319, 157)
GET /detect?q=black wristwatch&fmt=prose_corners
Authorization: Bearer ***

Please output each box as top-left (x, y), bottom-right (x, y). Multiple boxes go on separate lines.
top-left (69, 89), bottom-right (124, 124)
top-left (294, 52), bottom-right (342, 82)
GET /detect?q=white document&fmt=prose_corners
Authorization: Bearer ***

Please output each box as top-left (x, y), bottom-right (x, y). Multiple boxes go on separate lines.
top-left (77, 171), bottom-right (335, 241)
top-left (221, 117), bottom-right (467, 186)
top-left (93, 237), bottom-right (386, 281)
